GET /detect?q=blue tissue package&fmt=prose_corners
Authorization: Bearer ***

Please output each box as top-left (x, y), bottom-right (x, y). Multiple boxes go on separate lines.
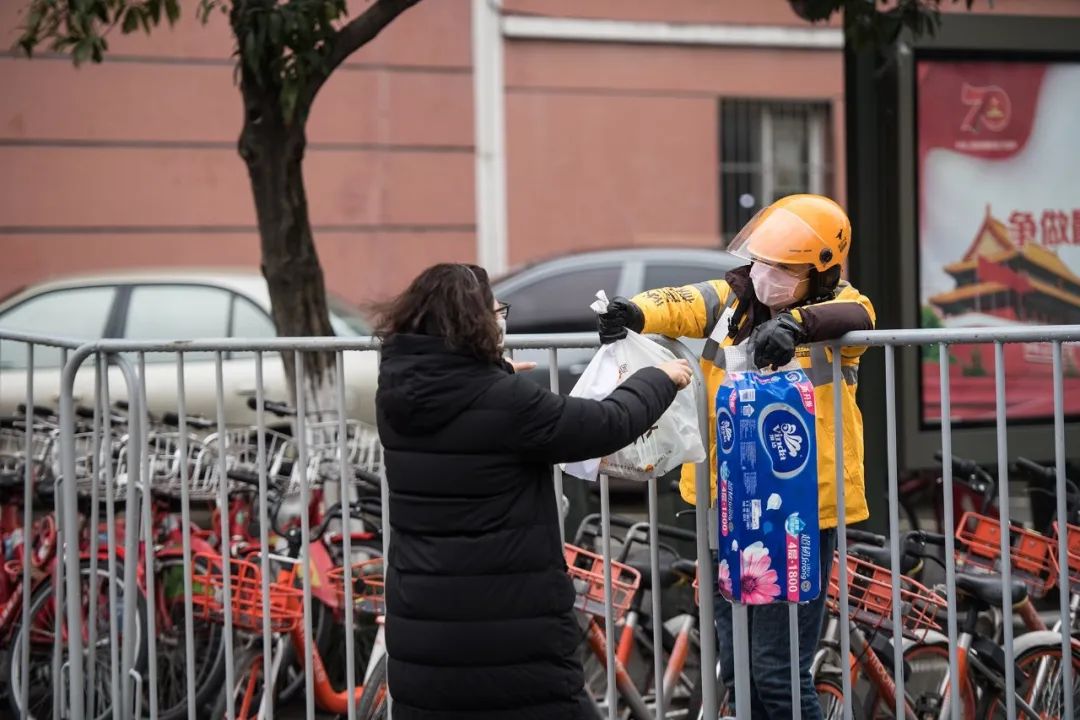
top-left (716, 369), bottom-right (820, 605)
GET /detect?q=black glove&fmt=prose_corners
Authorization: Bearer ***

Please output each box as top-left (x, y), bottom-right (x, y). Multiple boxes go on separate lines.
top-left (751, 312), bottom-right (806, 370)
top-left (597, 297), bottom-right (645, 344)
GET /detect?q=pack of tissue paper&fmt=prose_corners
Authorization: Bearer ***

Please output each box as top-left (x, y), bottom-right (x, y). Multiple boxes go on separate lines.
top-left (715, 368), bottom-right (820, 605)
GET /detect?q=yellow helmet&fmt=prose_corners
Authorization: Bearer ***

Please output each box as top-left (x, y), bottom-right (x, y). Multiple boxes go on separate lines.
top-left (728, 194), bottom-right (851, 273)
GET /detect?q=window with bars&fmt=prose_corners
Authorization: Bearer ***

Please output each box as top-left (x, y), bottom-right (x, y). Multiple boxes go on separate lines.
top-left (719, 99), bottom-right (833, 241)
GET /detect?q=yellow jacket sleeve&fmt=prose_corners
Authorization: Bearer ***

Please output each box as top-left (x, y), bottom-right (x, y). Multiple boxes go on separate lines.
top-left (791, 282), bottom-right (876, 359)
top-left (630, 280), bottom-right (731, 340)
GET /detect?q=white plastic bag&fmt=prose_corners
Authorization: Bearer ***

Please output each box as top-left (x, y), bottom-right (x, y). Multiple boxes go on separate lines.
top-left (561, 292), bottom-right (707, 482)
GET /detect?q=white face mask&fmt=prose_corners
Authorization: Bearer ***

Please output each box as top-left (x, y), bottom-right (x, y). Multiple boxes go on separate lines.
top-left (496, 316), bottom-right (507, 347)
top-left (750, 262), bottom-right (809, 310)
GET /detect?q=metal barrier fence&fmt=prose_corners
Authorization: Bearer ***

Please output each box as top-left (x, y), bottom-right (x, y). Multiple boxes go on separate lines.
top-left (0, 325), bottom-right (1077, 720)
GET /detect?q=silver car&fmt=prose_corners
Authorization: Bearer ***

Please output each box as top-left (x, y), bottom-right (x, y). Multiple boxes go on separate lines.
top-left (0, 270), bottom-right (378, 424)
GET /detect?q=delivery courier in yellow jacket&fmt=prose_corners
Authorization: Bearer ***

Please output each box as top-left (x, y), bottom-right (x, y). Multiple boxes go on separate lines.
top-left (598, 194), bottom-right (875, 718)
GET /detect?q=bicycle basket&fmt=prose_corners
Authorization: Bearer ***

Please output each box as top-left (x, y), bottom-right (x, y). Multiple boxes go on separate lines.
top-left (955, 512), bottom-right (1058, 599)
top-left (190, 551), bottom-right (303, 633)
top-left (827, 552), bottom-right (946, 641)
top-left (327, 558), bottom-right (385, 615)
top-left (1052, 521), bottom-right (1080, 595)
top-left (0, 425), bottom-right (55, 459)
top-left (141, 433), bottom-right (219, 501)
top-left (564, 543), bottom-right (641, 621)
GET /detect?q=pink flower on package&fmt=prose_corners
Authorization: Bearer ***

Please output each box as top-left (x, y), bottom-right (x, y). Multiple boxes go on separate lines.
top-left (717, 558), bottom-right (733, 598)
top-left (739, 542), bottom-right (782, 604)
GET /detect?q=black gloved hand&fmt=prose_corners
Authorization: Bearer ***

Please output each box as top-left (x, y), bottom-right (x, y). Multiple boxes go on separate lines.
top-left (751, 312), bottom-right (807, 370)
top-left (597, 297), bottom-right (645, 344)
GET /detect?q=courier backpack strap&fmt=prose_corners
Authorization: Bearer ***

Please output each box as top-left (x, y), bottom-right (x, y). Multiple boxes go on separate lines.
top-left (702, 292), bottom-right (738, 368)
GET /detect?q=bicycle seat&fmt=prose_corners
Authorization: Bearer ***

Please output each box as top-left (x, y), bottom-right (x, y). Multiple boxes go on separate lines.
top-left (0, 470), bottom-right (24, 491)
top-left (848, 544), bottom-right (920, 575)
top-left (627, 557), bottom-right (694, 591)
top-left (955, 572), bottom-right (1028, 607)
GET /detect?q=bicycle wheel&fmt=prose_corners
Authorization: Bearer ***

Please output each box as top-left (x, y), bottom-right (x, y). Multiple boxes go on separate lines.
top-left (862, 641), bottom-right (977, 719)
top-left (978, 641), bottom-right (1080, 719)
top-left (5, 561), bottom-right (147, 720)
top-left (143, 556), bottom-right (226, 720)
top-left (355, 654), bottom-right (388, 720)
top-left (209, 646), bottom-right (268, 720)
top-left (818, 673), bottom-right (860, 720)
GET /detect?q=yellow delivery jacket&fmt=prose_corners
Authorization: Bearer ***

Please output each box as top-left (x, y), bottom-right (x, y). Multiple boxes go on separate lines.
top-left (632, 273), bottom-right (875, 530)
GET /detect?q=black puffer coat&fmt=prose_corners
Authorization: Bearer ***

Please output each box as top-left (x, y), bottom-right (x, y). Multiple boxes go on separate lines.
top-left (376, 334), bottom-right (678, 720)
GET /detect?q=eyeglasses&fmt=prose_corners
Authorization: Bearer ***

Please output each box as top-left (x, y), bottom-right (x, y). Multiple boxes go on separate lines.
top-left (495, 303), bottom-right (511, 320)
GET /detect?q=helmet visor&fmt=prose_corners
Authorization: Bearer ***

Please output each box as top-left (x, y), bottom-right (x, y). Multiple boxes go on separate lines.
top-left (727, 206), bottom-right (825, 269)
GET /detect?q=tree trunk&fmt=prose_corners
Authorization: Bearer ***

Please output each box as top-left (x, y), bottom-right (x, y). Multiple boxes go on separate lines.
top-left (239, 87), bottom-right (336, 415)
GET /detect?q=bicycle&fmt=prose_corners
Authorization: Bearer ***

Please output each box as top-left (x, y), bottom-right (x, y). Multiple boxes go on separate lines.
top-left (198, 481), bottom-right (381, 719)
top-left (852, 527), bottom-right (1080, 719)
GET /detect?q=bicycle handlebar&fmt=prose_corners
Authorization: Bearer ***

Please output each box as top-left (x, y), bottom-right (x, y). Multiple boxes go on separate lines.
top-left (1015, 456), bottom-right (1057, 482)
top-left (245, 396), bottom-right (295, 418)
top-left (160, 411), bottom-right (215, 430)
top-left (845, 529), bottom-right (885, 547)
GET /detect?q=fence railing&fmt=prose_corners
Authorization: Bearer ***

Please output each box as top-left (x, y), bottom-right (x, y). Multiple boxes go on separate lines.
top-left (0, 326), bottom-right (1077, 720)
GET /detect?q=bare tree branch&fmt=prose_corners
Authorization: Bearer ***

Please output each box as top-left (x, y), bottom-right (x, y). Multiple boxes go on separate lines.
top-left (302, 0), bottom-right (422, 109)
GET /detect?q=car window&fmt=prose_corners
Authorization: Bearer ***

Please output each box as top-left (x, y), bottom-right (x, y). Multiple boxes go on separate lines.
top-left (328, 298), bottom-right (370, 337)
top-left (125, 285), bottom-right (231, 362)
top-left (643, 263), bottom-right (731, 291)
top-left (502, 265), bottom-right (621, 333)
top-left (229, 297), bottom-right (277, 360)
top-left (0, 287), bottom-right (115, 369)
top-left (232, 298), bottom-right (276, 338)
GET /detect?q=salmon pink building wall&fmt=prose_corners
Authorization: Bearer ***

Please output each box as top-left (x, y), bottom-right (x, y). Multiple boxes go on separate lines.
top-left (0, 0), bottom-right (476, 307)
top-left (2, 0), bottom-right (1078, 306)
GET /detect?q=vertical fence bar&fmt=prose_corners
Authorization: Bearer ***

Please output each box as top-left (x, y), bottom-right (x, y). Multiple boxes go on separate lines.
top-left (548, 348), bottom-right (565, 541)
top-left (730, 603), bottom-right (750, 718)
top-left (336, 352), bottom-right (358, 720)
top-left (54, 347), bottom-right (69, 720)
top-left (101, 357), bottom-right (121, 720)
top-left (119, 357), bottom-right (143, 720)
top-left (992, 342), bottom-right (1016, 719)
top-left (295, 352), bottom-right (316, 720)
top-left (688, 369), bottom-right (720, 720)
top-left (255, 352), bottom-right (275, 720)
top-left (1052, 342), bottom-right (1074, 720)
top-left (599, 472), bottom-right (617, 720)
top-left (85, 355), bottom-right (103, 717)
top-left (648, 475), bottom-right (665, 720)
top-left (176, 354), bottom-right (199, 720)
top-left (139, 352), bottom-right (160, 719)
top-left (60, 348), bottom-right (86, 720)
top-left (832, 348), bottom-right (852, 720)
top-left (938, 343), bottom-right (962, 720)
top-left (789, 604), bottom-right (801, 720)
top-left (377, 347), bottom-right (393, 720)
top-left (214, 352), bottom-right (237, 720)
top-left (19, 345), bottom-right (33, 714)
top-left (885, 346), bottom-right (906, 719)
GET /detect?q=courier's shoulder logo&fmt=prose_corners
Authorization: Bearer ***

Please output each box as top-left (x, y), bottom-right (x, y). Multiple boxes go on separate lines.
top-left (717, 409), bottom-right (735, 454)
top-left (757, 403), bottom-right (812, 480)
top-left (960, 83), bottom-right (1011, 133)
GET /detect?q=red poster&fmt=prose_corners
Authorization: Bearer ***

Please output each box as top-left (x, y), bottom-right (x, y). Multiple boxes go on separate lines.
top-left (918, 59), bottom-right (1080, 424)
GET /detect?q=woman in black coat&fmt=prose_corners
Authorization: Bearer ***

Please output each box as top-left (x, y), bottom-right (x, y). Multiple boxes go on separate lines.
top-left (374, 264), bottom-right (692, 720)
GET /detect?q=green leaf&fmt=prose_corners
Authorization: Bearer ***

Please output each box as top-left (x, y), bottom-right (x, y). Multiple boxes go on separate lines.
top-left (121, 8), bottom-right (139, 33)
top-left (268, 12), bottom-right (282, 46)
top-left (165, 0), bottom-right (180, 24)
top-left (73, 39), bottom-right (92, 66)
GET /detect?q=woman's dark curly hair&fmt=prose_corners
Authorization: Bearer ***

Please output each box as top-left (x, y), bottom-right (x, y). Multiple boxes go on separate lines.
top-left (374, 263), bottom-right (502, 363)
